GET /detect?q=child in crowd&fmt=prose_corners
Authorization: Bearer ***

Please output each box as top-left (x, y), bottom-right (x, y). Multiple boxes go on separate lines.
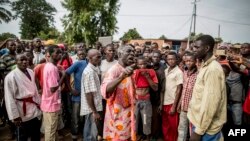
top-left (177, 52), bottom-right (198, 141)
top-left (133, 56), bottom-right (158, 141)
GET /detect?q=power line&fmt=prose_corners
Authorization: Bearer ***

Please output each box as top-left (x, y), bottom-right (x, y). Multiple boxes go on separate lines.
top-left (117, 14), bottom-right (190, 17)
top-left (198, 15), bottom-right (250, 26)
top-left (169, 17), bottom-right (192, 38)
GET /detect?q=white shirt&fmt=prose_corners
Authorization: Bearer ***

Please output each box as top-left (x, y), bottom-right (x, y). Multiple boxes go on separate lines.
top-left (100, 59), bottom-right (117, 80)
top-left (4, 68), bottom-right (41, 122)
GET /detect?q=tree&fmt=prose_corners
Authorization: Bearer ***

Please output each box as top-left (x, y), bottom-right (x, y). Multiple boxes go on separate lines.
top-left (0, 0), bottom-right (12, 23)
top-left (120, 28), bottom-right (143, 41)
top-left (12, 0), bottom-right (56, 39)
top-left (0, 32), bottom-right (16, 41)
top-left (61, 0), bottom-right (120, 45)
top-left (159, 35), bottom-right (167, 40)
top-left (214, 37), bottom-right (223, 43)
top-left (39, 27), bottom-right (61, 41)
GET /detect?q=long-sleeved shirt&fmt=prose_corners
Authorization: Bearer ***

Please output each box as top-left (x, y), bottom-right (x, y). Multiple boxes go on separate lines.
top-left (187, 56), bottom-right (227, 135)
top-left (4, 67), bottom-right (41, 122)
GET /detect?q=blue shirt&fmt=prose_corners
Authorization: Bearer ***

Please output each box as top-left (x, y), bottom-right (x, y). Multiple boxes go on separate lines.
top-left (66, 60), bottom-right (88, 102)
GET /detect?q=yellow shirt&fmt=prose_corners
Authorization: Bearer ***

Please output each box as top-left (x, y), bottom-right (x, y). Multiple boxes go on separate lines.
top-left (187, 56), bottom-right (227, 135)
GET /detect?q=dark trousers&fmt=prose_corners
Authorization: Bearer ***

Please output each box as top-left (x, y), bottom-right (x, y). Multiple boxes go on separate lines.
top-left (16, 117), bottom-right (40, 141)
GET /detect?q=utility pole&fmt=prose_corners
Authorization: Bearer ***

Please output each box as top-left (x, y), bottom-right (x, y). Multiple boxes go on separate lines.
top-left (193, 0), bottom-right (197, 34)
top-left (187, 0), bottom-right (199, 49)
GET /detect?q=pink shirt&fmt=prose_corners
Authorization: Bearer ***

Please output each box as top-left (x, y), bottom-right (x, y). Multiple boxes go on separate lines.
top-left (41, 62), bottom-right (61, 112)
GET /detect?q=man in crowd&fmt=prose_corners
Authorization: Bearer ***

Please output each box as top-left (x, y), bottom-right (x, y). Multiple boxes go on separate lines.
top-left (100, 44), bottom-right (117, 80)
top-left (188, 35), bottom-right (226, 141)
top-left (0, 39), bottom-right (17, 139)
top-left (80, 49), bottom-right (103, 141)
top-left (4, 53), bottom-right (41, 140)
top-left (150, 50), bottom-right (166, 140)
top-left (65, 49), bottom-right (88, 141)
top-left (33, 38), bottom-right (44, 65)
top-left (41, 45), bottom-right (65, 141)
top-left (101, 45), bottom-right (137, 141)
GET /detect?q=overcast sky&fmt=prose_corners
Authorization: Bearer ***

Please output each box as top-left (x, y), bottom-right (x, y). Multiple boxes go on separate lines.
top-left (1, 0), bottom-right (250, 43)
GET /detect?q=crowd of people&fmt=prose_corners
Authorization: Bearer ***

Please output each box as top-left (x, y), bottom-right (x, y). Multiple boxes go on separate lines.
top-left (0, 34), bottom-right (249, 141)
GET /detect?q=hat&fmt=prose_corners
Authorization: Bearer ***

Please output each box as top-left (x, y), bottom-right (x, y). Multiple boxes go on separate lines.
top-left (57, 44), bottom-right (65, 50)
top-left (44, 39), bottom-right (55, 45)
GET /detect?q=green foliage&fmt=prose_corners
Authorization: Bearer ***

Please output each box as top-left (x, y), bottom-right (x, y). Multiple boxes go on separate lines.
top-left (61, 0), bottom-right (120, 45)
top-left (159, 35), bottom-right (167, 40)
top-left (39, 27), bottom-right (61, 41)
top-left (0, 32), bottom-right (16, 41)
top-left (0, 0), bottom-right (12, 23)
top-left (120, 28), bottom-right (142, 41)
top-left (12, 0), bottom-right (56, 39)
top-left (214, 37), bottom-right (223, 43)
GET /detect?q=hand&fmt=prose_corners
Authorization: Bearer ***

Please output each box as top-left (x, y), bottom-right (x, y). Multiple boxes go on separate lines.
top-left (189, 132), bottom-right (201, 141)
top-left (57, 65), bottom-right (64, 71)
top-left (231, 56), bottom-right (243, 65)
top-left (158, 105), bottom-right (162, 114)
top-left (141, 71), bottom-right (150, 79)
top-left (120, 66), bottom-right (134, 79)
top-left (13, 117), bottom-right (22, 127)
top-left (177, 103), bottom-right (181, 113)
top-left (38, 89), bottom-right (42, 95)
top-left (93, 112), bottom-right (101, 122)
top-left (169, 106), bottom-right (176, 115)
top-left (71, 89), bottom-right (79, 96)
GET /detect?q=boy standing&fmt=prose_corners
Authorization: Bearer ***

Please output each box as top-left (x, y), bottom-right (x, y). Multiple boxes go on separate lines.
top-left (177, 52), bottom-right (198, 141)
top-left (133, 57), bottom-right (158, 141)
top-left (161, 51), bottom-right (183, 141)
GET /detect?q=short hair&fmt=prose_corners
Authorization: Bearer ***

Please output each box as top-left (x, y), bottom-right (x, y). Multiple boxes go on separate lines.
top-left (167, 51), bottom-right (178, 59)
top-left (137, 56), bottom-right (145, 61)
top-left (151, 50), bottom-right (162, 57)
top-left (15, 52), bottom-right (26, 60)
top-left (47, 45), bottom-right (59, 55)
top-left (185, 51), bottom-right (196, 60)
top-left (117, 45), bottom-right (133, 57)
top-left (196, 35), bottom-right (215, 51)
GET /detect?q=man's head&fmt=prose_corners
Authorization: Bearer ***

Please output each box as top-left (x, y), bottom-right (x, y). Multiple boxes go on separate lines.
top-left (6, 39), bottom-right (16, 53)
top-left (104, 44), bottom-right (115, 60)
top-left (118, 45), bottom-right (135, 66)
top-left (75, 43), bottom-right (86, 53)
top-left (167, 51), bottom-right (178, 68)
top-left (151, 42), bottom-right (159, 51)
top-left (33, 38), bottom-right (42, 51)
top-left (15, 40), bottom-right (24, 54)
top-left (184, 52), bottom-right (197, 70)
top-left (47, 45), bottom-right (62, 62)
top-left (95, 42), bottom-right (102, 50)
top-left (151, 50), bottom-right (161, 65)
top-left (87, 49), bottom-right (102, 66)
top-left (24, 49), bottom-right (34, 63)
top-left (16, 53), bottom-right (28, 71)
top-left (77, 50), bottom-right (86, 60)
top-left (137, 56), bottom-right (147, 69)
top-left (240, 43), bottom-right (250, 56)
top-left (193, 35), bottom-right (215, 59)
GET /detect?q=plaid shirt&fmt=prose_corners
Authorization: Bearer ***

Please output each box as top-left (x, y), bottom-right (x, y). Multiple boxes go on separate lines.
top-left (80, 63), bottom-right (103, 116)
top-left (181, 69), bottom-right (198, 112)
